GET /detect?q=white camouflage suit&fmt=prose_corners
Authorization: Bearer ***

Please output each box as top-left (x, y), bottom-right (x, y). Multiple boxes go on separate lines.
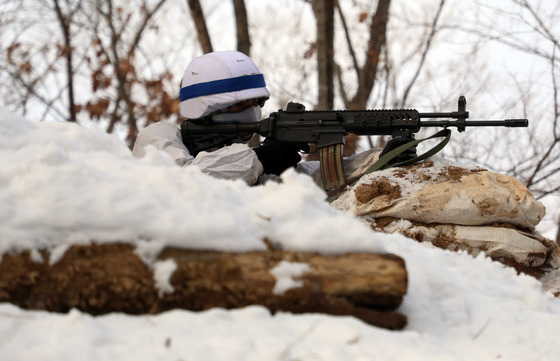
top-left (132, 121), bottom-right (321, 185)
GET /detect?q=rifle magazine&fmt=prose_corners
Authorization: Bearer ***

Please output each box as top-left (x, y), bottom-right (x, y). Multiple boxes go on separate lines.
top-left (319, 144), bottom-right (346, 192)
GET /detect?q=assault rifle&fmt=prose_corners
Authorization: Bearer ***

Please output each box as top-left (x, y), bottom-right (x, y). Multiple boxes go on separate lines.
top-left (181, 96), bottom-right (528, 191)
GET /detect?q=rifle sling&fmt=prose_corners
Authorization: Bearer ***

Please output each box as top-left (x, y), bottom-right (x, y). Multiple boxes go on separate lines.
top-left (365, 128), bottom-right (452, 173)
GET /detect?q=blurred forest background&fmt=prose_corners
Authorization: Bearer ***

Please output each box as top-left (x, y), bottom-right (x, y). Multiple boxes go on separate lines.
top-left (0, 0), bottom-right (558, 240)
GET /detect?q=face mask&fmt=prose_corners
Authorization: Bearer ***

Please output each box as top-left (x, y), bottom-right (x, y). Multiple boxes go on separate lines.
top-left (211, 106), bottom-right (262, 123)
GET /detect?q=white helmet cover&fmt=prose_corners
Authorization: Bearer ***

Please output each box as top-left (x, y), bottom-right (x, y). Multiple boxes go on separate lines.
top-left (179, 51), bottom-right (270, 119)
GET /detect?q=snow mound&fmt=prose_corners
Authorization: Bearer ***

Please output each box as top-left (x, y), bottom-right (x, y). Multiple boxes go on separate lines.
top-left (0, 111), bottom-right (385, 264)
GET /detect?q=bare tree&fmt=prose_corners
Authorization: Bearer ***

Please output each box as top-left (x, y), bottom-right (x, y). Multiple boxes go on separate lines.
top-left (343, 0), bottom-right (391, 110)
top-left (438, 0), bottom-right (560, 238)
top-left (233, 0), bottom-right (251, 56)
top-left (52, 0), bottom-right (82, 122)
top-left (312, 0), bottom-right (335, 110)
top-left (398, 0), bottom-right (446, 107)
top-left (302, 0), bottom-right (391, 112)
top-left (1, 0), bottom-right (77, 122)
top-left (186, 0), bottom-right (213, 53)
top-left (0, 0), bottom-right (182, 147)
top-left (339, 0), bottom-right (391, 155)
top-left (79, 0), bottom-right (175, 146)
top-left (187, 0), bottom-right (252, 56)
top-left (303, 0), bottom-right (391, 158)
top-left (557, 218), bottom-right (560, 245)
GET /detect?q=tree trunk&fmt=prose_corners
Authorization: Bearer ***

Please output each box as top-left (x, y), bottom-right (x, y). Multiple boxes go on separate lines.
top-left (556, 218), bottom-right (560, 245)
top-left (53, 0), bottom-right (77, 122)
top-left (348, 0), bottom-right (391, 109)
top-left (312, 0), bottom-right (335, 110)
top-left (187, 0), bottom-right (213, 53)
top-left (0, 243), bottom-right (408, 330)
top-left (233, 0), bottom-right (251, 56)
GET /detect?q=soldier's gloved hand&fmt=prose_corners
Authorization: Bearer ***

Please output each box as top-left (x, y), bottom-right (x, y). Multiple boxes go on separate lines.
top-left (380, 136), bottom-right (417, 165)
top-left (253, 138), bottom-right (310, 175)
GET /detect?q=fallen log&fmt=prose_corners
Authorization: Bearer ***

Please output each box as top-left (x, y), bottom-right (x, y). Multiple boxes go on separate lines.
top-left (0, 243), bottom-right (408, 330)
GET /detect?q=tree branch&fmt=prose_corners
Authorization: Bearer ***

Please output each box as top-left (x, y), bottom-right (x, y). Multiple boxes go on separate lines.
top-left (400, 0), bottom-right (446, 107)
top-left (349, 0), bottom-right (391, 109)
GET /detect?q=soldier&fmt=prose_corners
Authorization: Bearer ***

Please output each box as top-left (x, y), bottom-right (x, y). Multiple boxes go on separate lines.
top-left (133, 50), bottom-right (308, 185)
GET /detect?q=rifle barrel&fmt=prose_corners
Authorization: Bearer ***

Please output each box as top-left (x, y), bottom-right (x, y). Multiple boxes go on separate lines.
top-left (419, 112), bottom-right (457, 118)
top-left (419, 119), bottom-right (528, 128)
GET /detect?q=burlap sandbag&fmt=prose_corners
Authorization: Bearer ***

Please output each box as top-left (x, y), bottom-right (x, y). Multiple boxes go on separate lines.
top-left (331, 160), bottom-right (558, 273)
top-left (351, 166), bottom-right (545, 230)
top-left (396, 223), bottom-right (560, 270)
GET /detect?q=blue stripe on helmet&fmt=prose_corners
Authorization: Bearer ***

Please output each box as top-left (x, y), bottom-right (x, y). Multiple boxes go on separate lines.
top-left (179, 73), bottom-right (266, 101)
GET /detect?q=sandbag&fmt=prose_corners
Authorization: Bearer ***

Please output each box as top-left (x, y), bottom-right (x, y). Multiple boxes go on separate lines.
top-left (331, 160), bottom-right (558, 274)
top-left (348, 164), bottom-right (545, 230)
top-left (394, 222), bottom-right (560, 270)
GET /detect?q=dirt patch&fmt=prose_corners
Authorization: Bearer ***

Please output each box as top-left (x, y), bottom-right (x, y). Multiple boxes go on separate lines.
top-left (442, 165), bottom-right (475, 182)
top-left (355, 162), bottom-right (484, 206)
top-left (0, 243), bottom-right (157, 314)
top-left (355, 179), bottom-right (402, 203)
top-left (430, 226), bottom-right (459, 249)
top-left (374, 217), bottom-right (398, 229)
top-left (394, 161), bottom-right (483, 183)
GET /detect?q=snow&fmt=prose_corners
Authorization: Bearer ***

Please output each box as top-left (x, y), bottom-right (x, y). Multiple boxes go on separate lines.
top-left (0, 107), bottom-right (384, 262)
top-left (1, 108), bottom-right (560, 360)
top-left (270, 261), bottom-right (312, 295)
top-left (152, 259), bottom-right (177, 298)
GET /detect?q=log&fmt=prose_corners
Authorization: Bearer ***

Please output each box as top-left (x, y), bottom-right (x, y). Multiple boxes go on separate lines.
top-left (0, 243), bottom-right (408, 330)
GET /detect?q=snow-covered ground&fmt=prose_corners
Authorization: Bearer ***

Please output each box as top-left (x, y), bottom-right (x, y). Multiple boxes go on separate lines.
top-left (1, 108), bottom-right (559, 360)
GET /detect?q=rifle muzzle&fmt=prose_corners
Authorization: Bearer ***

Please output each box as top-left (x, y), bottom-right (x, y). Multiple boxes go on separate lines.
top-left (505, 119), bottom-right (529, 127)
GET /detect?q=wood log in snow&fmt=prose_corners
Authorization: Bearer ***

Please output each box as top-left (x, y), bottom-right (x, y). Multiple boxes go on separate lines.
top-left (0, 243), bottom-right (408, 330)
